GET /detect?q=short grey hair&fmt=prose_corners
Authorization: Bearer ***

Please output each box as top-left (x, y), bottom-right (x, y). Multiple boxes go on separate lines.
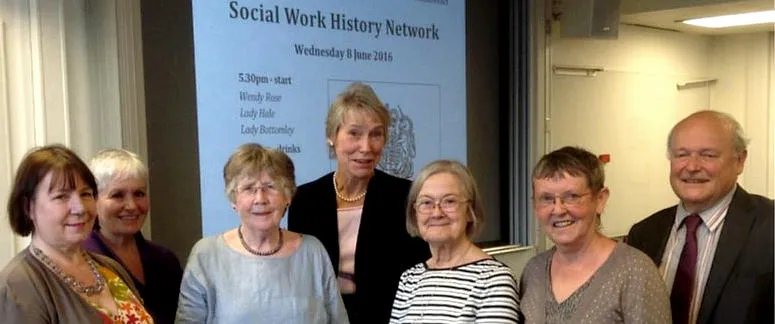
top-left (89, 148), bottom-right (148, 193)
top-left (223, 143), bottom-right (296, 203)
top-left (667, 110), bottom-right (749, 157)
top-left (532, 146), bottom-right (605, 194)
top-left (406, 160), bottom-right (485, 240)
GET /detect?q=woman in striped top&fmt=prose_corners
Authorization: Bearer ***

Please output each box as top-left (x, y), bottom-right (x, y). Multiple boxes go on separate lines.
top-left (390, 160), bottom-right (521, 323)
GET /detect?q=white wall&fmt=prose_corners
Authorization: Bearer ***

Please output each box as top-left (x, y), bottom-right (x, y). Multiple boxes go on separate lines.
top-left (546, 25), bottom-right (774, 245)
top-left (1, 0), bottom-right (85, 267)
top-left (549, 24), bottom-right (712, 239)
top-left (0, 0), bottom-right (145, 267)
top-left (709, 32), bottom-right (774, 198)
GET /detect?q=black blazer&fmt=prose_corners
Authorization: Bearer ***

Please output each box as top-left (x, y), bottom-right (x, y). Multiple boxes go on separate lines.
top-left (288, 170), bottom-right (430, 324)
top-left (627, 186), bottom-right (774, 324)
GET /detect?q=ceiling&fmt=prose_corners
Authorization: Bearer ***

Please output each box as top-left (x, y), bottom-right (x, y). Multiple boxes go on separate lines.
top-left (619, 0), bottom-right (774, 35)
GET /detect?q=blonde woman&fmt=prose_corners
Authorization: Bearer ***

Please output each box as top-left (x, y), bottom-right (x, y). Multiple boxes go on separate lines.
top-left (288, 82), bottom-right (429, 323)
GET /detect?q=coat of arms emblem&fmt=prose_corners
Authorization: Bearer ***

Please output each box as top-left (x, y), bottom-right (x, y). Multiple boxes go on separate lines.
top-left (378, 104), bottom-right (416, 178)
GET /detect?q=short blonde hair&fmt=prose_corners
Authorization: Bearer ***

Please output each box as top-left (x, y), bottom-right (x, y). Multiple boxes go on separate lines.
top-left (223, 143), bottom-right (296, 203)
top-left (325, 82), bottom-right (391, 153)
top-left (89, 148), bottom-right (148, 193)
top-left (406, 160), bottom-right (485, 240)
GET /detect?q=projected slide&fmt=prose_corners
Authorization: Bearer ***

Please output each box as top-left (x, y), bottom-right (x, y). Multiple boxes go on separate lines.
top-left (193, 0), bottom-right (466, 236)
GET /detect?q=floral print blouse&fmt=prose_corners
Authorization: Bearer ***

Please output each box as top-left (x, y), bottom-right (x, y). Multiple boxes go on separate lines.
top-left (88, 264), bottom-right (154, 324)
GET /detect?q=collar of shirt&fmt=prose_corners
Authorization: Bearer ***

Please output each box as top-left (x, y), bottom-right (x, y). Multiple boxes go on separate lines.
top-left (673, 184), bottom-right (737, 233)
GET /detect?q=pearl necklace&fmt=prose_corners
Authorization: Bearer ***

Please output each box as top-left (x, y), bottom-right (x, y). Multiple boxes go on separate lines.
top-left (30, 245), bottom-right (105, 296)
top-left (333, 171), bottom-right (367, 202)
top-left (238, 225), bottom-right (283, 256)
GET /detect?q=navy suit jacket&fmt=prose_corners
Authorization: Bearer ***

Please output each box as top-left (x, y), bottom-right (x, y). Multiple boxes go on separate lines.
top-left (288, 169), bottom-right (430, 324)
top-left (627, 186), bottom-right (774, 324)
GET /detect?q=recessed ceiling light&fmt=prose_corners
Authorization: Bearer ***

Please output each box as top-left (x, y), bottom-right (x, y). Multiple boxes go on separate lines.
top-left (682, 10), bottom-right (775, 28)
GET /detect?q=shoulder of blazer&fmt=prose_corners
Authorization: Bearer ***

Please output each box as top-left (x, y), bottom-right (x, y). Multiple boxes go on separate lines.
top-left (627, 205), bottom-right (676, 264)
top-left (289, 172), bottom-right (335, 231)
top-left (369, 169), bottom-right (411, 195)
top-left (631, 205), bottom-right (677, 234)
top-left (292, 172), bottom-right (335, 213)
top-left (730, 187), bottom-right (774, 218)
top-left (296, 172), bottom-right (335, 194)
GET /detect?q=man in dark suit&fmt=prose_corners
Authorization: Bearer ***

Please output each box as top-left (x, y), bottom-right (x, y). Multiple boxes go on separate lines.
top-left (627, 110), bottom-right (773, 324)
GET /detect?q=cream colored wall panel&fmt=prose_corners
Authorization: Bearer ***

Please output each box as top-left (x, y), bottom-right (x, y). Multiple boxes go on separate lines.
top-left (550, 71), bottom-right (707, 237)
top-left (0, 0), bottom-right (139, 267)
top-left (549, 25), bottom-right (713, 239)
top-left (552, 25), bottom-right (711, 77)
top-left (4, 0), bottom-right (37, 149)
top-left (741, 34), bottom-right (772, 198)
top-left (0, 20), bottom-right (16, 268)
top-left (1, 0), bottom-right (42, 267)
top-left (488, 246), bottom-right (536, 278)
top-left (709, 32), bottom-right (773, 198)
top-left (62, 0), bottom-right (97, 159)
top-left (37, 0), bottom-right (69, 145)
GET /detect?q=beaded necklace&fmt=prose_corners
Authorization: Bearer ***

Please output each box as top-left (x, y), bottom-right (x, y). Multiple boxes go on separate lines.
top-left (333, 171), bottom-right (367, 202)
top-left (30, 245), bottom-right (105, 296)
top-left (238, 225), bottom-right (284, 256)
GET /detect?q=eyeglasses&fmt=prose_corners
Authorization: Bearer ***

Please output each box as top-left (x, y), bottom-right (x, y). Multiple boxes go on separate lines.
top-left (534, 192), bottom-right (591, 208)
top-left (238, 183), bottom-right (281, 196)
top-left (415, 196), bottom-right (469, 214)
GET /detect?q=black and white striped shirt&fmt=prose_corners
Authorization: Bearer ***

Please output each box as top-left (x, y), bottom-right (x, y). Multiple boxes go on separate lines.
top-left (390, 259), bottom-right (520, 323)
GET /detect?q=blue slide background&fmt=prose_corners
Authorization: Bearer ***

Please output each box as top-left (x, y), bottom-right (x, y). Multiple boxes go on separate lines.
top-left (192, 0), bottom-right (466, 236)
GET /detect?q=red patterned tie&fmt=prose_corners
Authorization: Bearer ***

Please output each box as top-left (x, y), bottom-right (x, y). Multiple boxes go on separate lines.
top-left (671, 214), bottom-right (701, 324)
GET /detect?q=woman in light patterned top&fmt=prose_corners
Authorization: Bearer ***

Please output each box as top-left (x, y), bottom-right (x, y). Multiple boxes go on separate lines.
top-left (519, 146), bottom-right (671, 323)
top-left (390, 160), bottom-right (520, 323)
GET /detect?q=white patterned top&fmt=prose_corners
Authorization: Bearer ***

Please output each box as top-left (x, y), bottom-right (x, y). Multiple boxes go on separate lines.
top-left (390, 259), bottom-right (520, 323)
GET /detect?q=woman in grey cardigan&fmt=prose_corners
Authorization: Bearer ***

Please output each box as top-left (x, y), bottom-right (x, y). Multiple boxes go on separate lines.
top-left (0, 144), bottom-right (151, 323)
top-left (519, 147), bottom-right (671, 323)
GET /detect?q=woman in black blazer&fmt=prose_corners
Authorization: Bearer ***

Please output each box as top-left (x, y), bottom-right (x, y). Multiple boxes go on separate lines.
top-left (288, 82), bottom-right (429, 324)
